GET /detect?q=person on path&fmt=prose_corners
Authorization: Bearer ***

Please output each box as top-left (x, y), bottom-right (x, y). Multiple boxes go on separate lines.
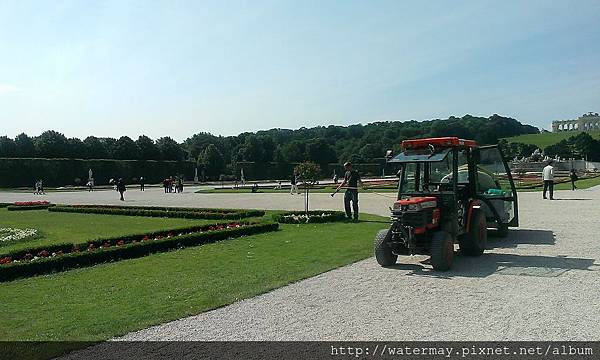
top-left (334, 162), bottom-right (364, 221)
top-left (569, 169), bottom-right (578, 191)
top-left (86, 178), bottom-right (94, 192)
top-left (116, 178), bottom-right (126, 201)
top-left (177, 177), bottom-right (184, 193)
top-left (542, 160), bottom-right (554, 200)
top-left (290, 171), bottom-right (300, 195)
top-left (140, 176), bottom-right (145, 191)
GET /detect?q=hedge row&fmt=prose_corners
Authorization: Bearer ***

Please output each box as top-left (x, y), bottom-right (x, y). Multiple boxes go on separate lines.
top-left (63, 204), bottom-right (243, 214)
top-left (275, 210), bottom-right (347, 224)
top-left (7, 204), bottom-right (55, 211)
top-left (0, 157), bottom-right (196, 187)
top-left (49, 206), bottom-right (265, 220)
top-left (0, 203), bottom-right (10, 208)
top-left (0, 222), bottom-right (279, 282)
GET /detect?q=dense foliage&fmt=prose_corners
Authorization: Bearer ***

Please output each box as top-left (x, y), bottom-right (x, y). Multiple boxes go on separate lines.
top-left (0, 114), bottom-right (537, 180)
top-left (543, 132), bottom-right (600, 161)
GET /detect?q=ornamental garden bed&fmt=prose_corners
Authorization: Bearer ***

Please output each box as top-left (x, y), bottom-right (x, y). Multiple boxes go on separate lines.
top-left (275, 210), bottom-right (347, 224)
top-left (49, 204), bottom-right (265, 220)
top-left (7, 201), bottom-right (55, 211)
top-left (0, 221), bottom-right (278, 282)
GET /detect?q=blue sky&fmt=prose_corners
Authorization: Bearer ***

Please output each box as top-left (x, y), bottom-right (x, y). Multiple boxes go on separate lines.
top-left (1, 0), bottom-right (599, 141)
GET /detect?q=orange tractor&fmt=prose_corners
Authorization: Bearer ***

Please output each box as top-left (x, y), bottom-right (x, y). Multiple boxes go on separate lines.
top-left (375, 137), bottom-right (518, 270)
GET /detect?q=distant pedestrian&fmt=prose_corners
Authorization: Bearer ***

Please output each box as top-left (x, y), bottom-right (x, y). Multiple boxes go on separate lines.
top-left (542, 160), bottom-right (554, 200)
top-left (333, 173), bottom-right (338, 184)
top-left (140, 176), bottom-right (145, 191)
top-left (163, 178), bottom-right (168, 193)
top-left (570, 169), bottom-right (578, 191)
top-left (116, 178), bottom-right (126, 201)
top-left (251, 183), bottom-right (259, 193)
top-left (290, 171), bottom-right (300, 195)
top-left (38, 179), bottom-right (45, 195)
top-left (86, 178), bottom-right (94, 192)
top-left (274, 180), bottom-right (282, 190)
top-left (177, 177), bottom-right (184, 193)
top-left (33, 180), bottom-right (40, 195)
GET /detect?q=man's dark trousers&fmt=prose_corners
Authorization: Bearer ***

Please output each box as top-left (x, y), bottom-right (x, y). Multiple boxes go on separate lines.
top-left (344, 189), bottom-right (359, 220)
top-left (543, 180), bottom-right (554, 199)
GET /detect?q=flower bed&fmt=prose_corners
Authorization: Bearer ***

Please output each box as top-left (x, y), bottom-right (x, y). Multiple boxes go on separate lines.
top-left (49, 205), bottom-right (264, 220)
top-left (0, 228), bottom-right (38, 244)
top-left (0, 221), bottom-right (278, 282)
top-left (7, 201), bottom-right (54, 211)
top-left (275, 210), bottom-right (347, 224)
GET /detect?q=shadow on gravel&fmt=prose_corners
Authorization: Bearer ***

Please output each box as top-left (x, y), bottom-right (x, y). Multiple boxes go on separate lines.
top-left (487, 229), bottom-right (555, 248)
top-left (386, 229), bottom-right (597, 278)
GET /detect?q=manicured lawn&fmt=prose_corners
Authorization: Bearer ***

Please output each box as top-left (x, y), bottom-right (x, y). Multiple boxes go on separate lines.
top-left (0, 212), bottom-right (387, 344)
top-left (0, 209), bottom-right (216, 253)
top-left (504, 130), bottom-right (600, 149)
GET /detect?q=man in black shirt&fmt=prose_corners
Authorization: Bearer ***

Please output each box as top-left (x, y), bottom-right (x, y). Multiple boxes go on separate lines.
top-left (334, 162), bottom-right (363, 221)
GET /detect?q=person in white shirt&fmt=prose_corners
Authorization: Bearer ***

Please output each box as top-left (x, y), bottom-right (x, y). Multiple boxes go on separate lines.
top-left (542, 160), bottom-right (554, 200)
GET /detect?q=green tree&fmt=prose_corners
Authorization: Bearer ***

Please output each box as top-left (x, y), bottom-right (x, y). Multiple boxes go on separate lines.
top-left (200, 144), bottom-right (225, 179)
top-left (34, 130), bottom-right (68, 158)
top-left (136, 135), bottom-right (160, 160)
top-left (0, 136), bottom-right (17, 157)
top-left (156, 137), bottom-right (185, 161)
top-left (294, 161), bottom-right (321, 213)
top-left (113, 136), bottom-right (140, 160)
top-left (14, 133), bottom-right (35, 157)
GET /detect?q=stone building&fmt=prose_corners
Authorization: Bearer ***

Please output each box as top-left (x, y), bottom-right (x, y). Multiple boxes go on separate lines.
top-left (552, 112), bottom-right (600, 132)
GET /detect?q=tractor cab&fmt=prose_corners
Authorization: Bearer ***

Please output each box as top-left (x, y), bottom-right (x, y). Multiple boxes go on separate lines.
top-left (374, 137), bottom-right (518, 271)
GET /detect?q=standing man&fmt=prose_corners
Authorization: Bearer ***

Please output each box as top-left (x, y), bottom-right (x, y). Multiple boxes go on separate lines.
top-left (290, 170), bottom-right (300, 195)
top-left (334, 162), bottom-right (363, 221)
top-left (140, 176), bottom-right (145, 191)
top-left (542, 160), bottom-right (554, 200)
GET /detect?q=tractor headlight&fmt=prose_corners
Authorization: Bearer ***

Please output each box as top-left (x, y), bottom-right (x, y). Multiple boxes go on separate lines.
top-left (407, 204), bottom-right (421, 211)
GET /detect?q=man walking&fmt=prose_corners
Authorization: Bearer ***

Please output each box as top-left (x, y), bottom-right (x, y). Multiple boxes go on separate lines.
top-left (334, 162), bottom-right (363, 221)
top-left (116, 178), bottom-right (126, 201)
top-left (542, 160), bottom-right (554, 200)
top-left (569, 169), bottom-right (578, 191)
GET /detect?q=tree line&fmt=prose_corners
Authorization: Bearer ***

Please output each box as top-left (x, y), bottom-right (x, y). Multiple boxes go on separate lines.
top-left (0, 114), bottom-right (538, 178)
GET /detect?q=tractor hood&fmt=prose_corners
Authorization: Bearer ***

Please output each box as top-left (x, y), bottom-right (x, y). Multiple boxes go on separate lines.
top-left (393, 196), bottom-right (437, 212)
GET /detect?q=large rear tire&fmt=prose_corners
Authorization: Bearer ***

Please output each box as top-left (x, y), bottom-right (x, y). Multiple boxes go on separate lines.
top-left (430, 230), bottom-right (454, 271)
top-left (459, 208), bottom-right (487, 256)
top-left (374, 229), bottom-right (397, 266)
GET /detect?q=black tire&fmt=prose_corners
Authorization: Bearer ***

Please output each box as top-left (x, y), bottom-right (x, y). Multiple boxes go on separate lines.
top-left (496, 222), bottom-right (509, 238)
top-left (430, 230), bottom-right (454, 271)
top-left (459, 208), bottom-right (487, 256)
top-left (374, 229), bottom-right (397, 266)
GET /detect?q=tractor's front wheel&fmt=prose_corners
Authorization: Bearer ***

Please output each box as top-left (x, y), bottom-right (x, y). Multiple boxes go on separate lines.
top-left (374, 229), bottom-right (397, 266)
top-left (430, 230), bottom-right (454, 271)
top-left (459, 208), bottom-right (487, 256)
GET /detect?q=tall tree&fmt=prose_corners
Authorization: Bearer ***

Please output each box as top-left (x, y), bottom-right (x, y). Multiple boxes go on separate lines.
top-left (200, 143), bottom-right (225, 179)
top-left (136, 135), bottom-right (160, 160)
top-left (14, 133), bottom-right (35, 157)
top-left (113, 136), bottom-right (140, 160)
top-left (156, 136), bottom-right (185, 161)
top-left (34, 130), bottom-right (69, 158)
top-left (0, 136), bottom-right (17, 157)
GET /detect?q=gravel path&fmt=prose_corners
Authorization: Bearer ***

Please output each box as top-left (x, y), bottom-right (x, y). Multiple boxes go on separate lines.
top-left (3, 186), bottom-right (599, 341)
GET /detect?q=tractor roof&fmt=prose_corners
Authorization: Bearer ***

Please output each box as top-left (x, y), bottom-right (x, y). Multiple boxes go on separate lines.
top-left (402, 137), bottom-right (477, 150)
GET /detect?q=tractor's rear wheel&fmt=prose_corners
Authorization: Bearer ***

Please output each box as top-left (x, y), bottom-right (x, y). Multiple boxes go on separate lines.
top-left (430, 230), bottom-right (454, 271)
top-left (459, 208), bottom-right (487, 256)
top-left (374, 229), bottom-right (397, 266)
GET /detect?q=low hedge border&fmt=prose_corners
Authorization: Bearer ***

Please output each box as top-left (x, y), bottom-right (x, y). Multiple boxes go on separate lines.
top-left (7, 204), bottom-right (55, 211)
top-left (0, 221), bottom-right (279, 282)
top-left (275, 210), bottom-right (347, 224)
top-left (64, 204), bottom-right (244, 213)
top-left (0, 203), bottom-right (11, 208)
top-left (49, 205), bottom-right (265, 220)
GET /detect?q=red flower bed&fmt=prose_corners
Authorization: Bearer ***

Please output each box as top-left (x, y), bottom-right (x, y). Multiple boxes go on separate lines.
top-left (13, 201), bottom-right (50, 206)
top-left (0, 222), bottom-right (246, 266)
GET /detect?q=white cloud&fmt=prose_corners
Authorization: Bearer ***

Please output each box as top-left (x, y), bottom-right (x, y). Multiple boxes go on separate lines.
top-left (0, 84), bottom-right (18, 94)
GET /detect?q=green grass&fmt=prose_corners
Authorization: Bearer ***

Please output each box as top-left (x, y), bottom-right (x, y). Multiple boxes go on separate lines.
top-left (0, 209), bottom-right (216, 253)
top-left (0, 210), bottom-right (387, 343)
top-left (504, 130), bottom-right (600, 149)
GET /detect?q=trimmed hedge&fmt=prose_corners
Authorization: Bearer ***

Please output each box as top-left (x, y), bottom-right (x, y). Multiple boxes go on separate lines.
top-left (49, 205), bottom-right (265, 220)
top-left (275, 210), bottom-right (347, 224)
top-left (0, 203), bottom-right (11, 208)
top-left (7, 204), bottom-right (55, 211)
top-left (0, 222), bottom-right (279, 282)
